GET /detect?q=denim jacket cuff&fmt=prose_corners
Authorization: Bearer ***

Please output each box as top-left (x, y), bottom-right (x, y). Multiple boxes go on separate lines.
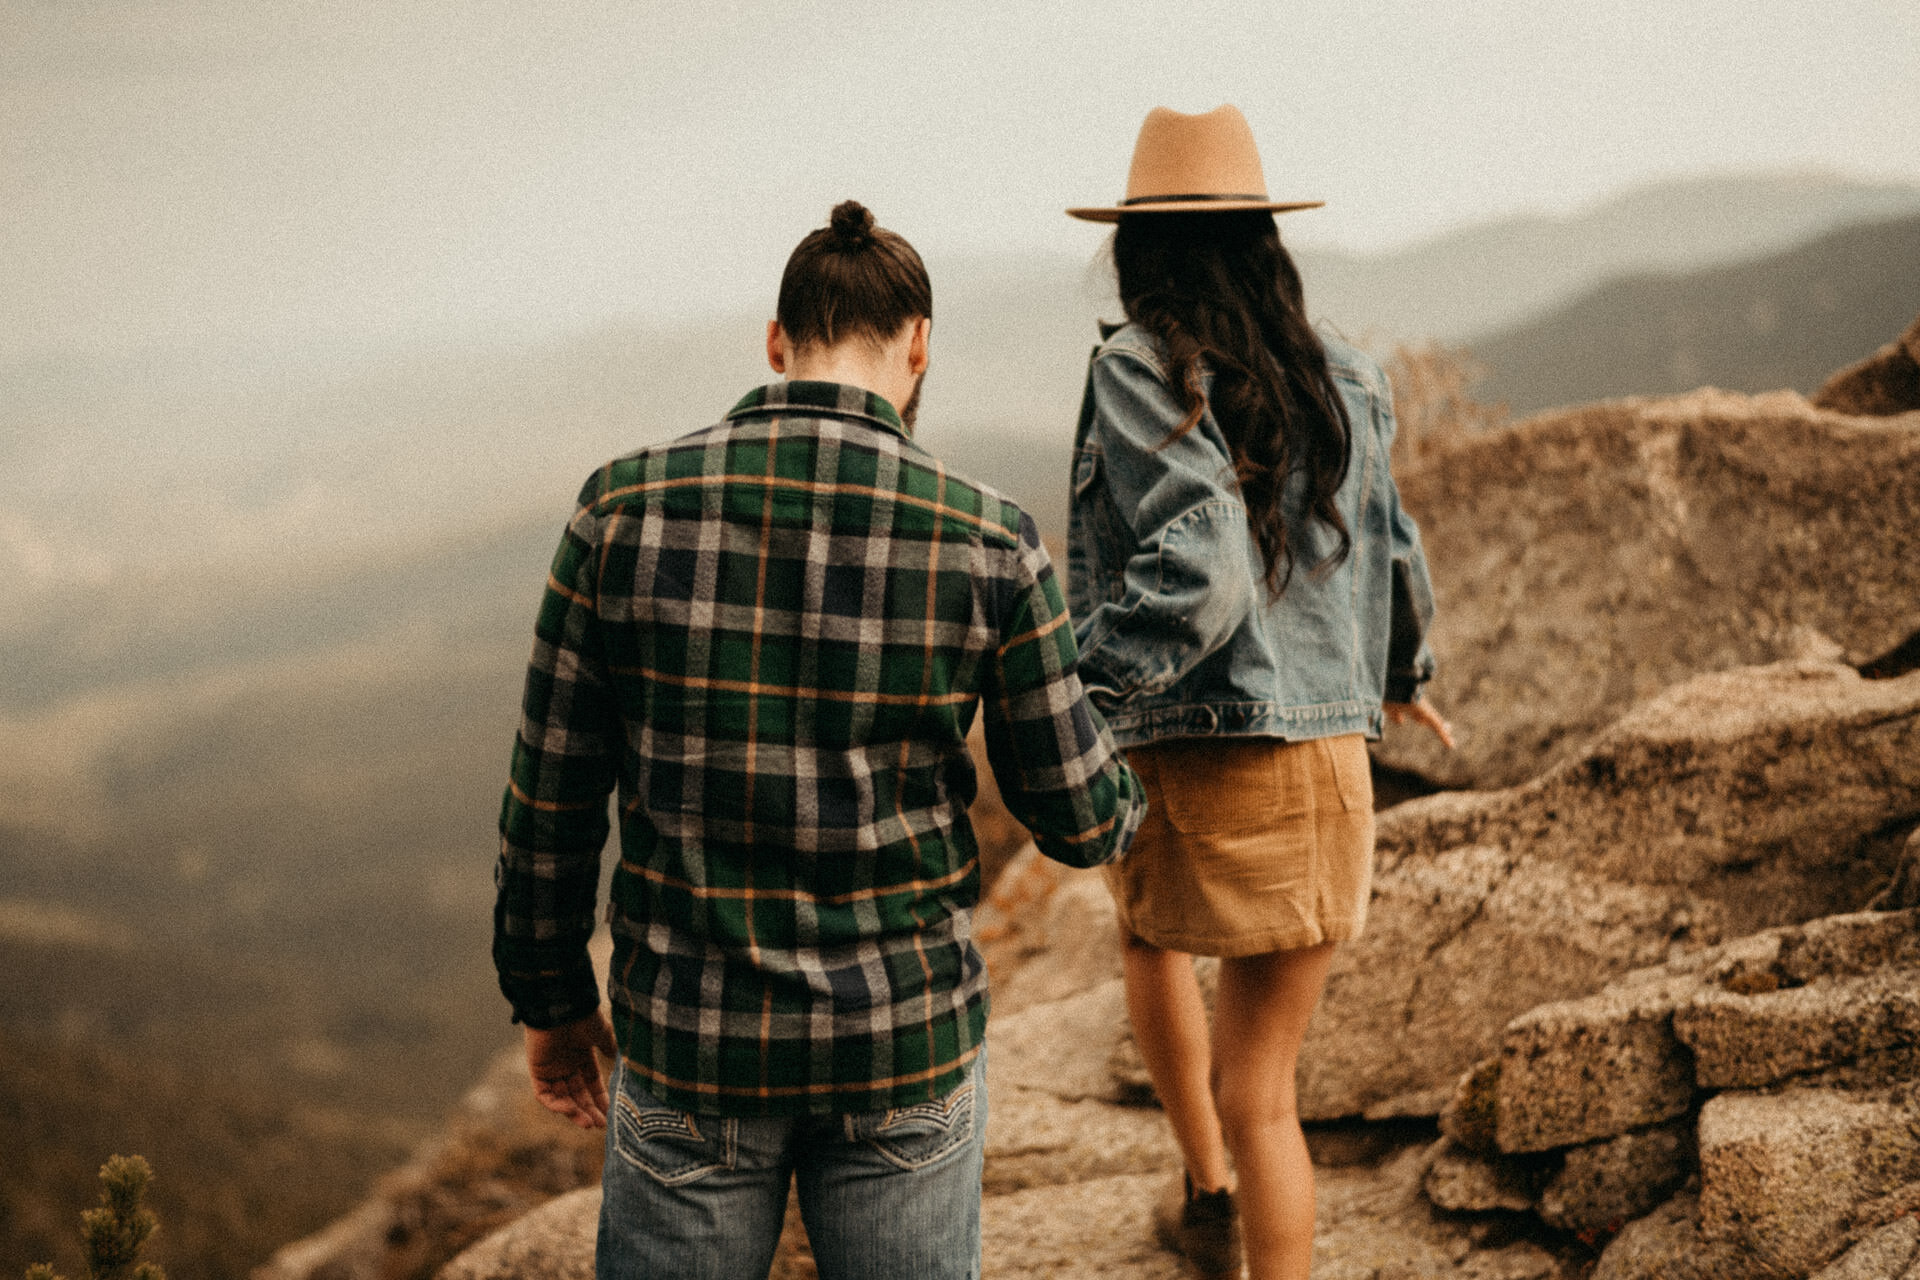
top-left (1384, 673), bottom-right (1425, 704)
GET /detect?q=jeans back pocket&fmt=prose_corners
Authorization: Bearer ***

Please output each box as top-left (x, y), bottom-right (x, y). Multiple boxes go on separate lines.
top-left (610, 1070), bottom-right (735, 1185)
top-left (846, 1077), bottom-right (977, 1172)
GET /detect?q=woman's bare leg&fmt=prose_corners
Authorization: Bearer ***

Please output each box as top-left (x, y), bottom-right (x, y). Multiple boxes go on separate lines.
top-left (1211, 942), bottom-right (1338, 1280)
top-left (1120, 927), bottom-right (1232, 1193)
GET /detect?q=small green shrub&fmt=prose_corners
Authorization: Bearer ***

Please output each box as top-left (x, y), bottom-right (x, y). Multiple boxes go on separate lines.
top-left (25, 1155), bottom-right (166, 1280)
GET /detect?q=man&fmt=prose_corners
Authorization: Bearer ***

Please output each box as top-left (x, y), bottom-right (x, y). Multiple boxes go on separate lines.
top-left (493, 199), bottom-right (1144, 1280)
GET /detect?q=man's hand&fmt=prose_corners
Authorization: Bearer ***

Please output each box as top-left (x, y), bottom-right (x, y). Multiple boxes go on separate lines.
top-left (1384, 696), bottom-right (1455, 750)
top-left (524, 1011), bottom-right (616, 1130)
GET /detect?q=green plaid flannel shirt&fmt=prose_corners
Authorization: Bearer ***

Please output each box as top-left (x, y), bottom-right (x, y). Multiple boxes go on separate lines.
top-left (495, 380), bottom-right (1144, 1115)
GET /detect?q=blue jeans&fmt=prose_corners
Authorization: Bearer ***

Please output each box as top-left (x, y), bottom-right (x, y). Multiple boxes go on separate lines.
top-left (596, 1049), bottom-right (986, 1280)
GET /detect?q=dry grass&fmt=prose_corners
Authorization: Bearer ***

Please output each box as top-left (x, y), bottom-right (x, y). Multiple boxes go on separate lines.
top-left (1385, 342), bottom-right (1509, 470)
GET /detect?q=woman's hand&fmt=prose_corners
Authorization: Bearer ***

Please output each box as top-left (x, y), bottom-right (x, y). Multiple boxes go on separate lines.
top-left (1384, 697), bottom-right (1455, 749)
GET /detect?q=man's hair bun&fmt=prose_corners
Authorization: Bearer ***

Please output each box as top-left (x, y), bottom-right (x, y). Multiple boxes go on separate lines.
top-left (828, 200), bottom-right (877, 248)
top-left (778, 199), bottom-right (929, 351)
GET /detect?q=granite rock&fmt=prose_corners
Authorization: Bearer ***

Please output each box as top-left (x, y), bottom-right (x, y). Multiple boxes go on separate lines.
top-left (1697, 1087), bottom-right (1920, 1278)
top-left (982, 1081), bottom-right (1174, 1195)
top-left (257, 1048), bottom-right (603, 1280)
top-left (436, 1188), bottom-right (597, 1280)
top-left (1675, 971), bottom-right (1920, 1090)
top-left (1589, 1191), bottom-right (1760, 1280)
top-left (1774, 909), bottom-right (1920, 983)
top-left (980, 1171), bottom-right (1190, 1280)
top-left (1536, 1125), bottom-right (1690, 1234)
top-left (1422, 1138), bottom-right (1548, 1213)
top-left (1378, 384), bottom-right (1920, 790)
top-left (1806, 1215), bottom-right (1920, 1280)
top-left (1438, 1057), bottom-right (1503, 1155)
top-left (1490, 910), bottom-right (1920, 1153)
top-left (1302, 662), bottom-right (1920, 1123)
top-left (1493, 967), bottom-right (1700, 1153)
top-left (1813, 314), bottom-right (1920, 418)
top-left (986, 976), bottom-right (1131, 1104)
top-left (975, 845), bottom-right (1123, 1016)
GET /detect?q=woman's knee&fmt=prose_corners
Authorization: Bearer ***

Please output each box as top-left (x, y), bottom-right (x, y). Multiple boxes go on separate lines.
top-left (1209, 1059), bottom-right (1300, 1141)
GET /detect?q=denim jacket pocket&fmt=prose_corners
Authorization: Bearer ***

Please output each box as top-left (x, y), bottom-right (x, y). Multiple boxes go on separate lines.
top-left (1068, 443), bottom-right (1130, 616)
top-left (1071, 443), bottom-right (1100, 499)
top-left (610, 1070), bottom-right (736, 1185)
top-left (845, 1074), bottom-right (977, 1172)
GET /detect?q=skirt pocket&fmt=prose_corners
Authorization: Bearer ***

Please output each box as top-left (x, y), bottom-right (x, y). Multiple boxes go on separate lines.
top-left (1150, 739), bottom-right (1306, 835)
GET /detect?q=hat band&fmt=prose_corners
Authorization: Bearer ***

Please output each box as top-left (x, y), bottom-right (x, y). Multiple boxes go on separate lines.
top-left (1121, 192), bottom-right (1268, 206)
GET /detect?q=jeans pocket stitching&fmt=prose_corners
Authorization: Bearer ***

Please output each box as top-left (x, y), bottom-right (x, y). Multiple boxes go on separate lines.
top-left (611, 1090), bottom-right (732, 1186)
top-left (863, 1081), bottom-right (975, 1172)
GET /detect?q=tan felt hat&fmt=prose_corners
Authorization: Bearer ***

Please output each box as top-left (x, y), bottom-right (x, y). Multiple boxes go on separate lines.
top-left (1067, 104), bottom-right (1323, 223)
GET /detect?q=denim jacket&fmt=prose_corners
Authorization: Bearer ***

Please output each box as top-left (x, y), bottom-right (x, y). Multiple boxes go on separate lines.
top-left (1066, 321), bottom-right (1437, 747)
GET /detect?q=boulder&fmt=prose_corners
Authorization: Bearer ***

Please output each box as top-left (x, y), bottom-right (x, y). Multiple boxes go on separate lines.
top-left (1492, 963), bottom-right (1702, 1153)
top-left (1696, 1087), bottom-right (1920, 1278)
top-left (1535, 1125), bottom-right (1690, 1234)
top-left (1422, 1138), bottom-right (1547, 1213)
top-left (1438, 1057), bottom-right (1503, 1154)
top-left (1806, 1216), bottom-right (1920, 1280)
top-left (987, 977), bottom-right (1132, 1104)
top-left (1488, 910), bottom-right (1920, 1153)
top-left (1813, 314), bottom-right (1920, 418)
top-left (1840, 1179), bottom-right (1920, 1246)
top-left (1589, 1192), bottom-right (1759, 1280)
top-left (1377, 385), bottom-right (1920, 790)
top-left (1308, 1145), bottom-right (1562, 1280)
top-left (436, 1188), bottom-right (597, 1280)
top-left (1301, 661), bottom-right (1920, 1122)
top-left (1774, 908), bottom-right (1920, 982)
top-left (974, 844), bottom-right (1122, 1016)
top-left (982, 1082), bottom-right (1174, 1195)
top-left (1675, 971), bottom-right (1920, 1090)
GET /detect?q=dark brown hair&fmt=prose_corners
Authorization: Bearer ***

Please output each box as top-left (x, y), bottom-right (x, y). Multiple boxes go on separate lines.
top-left (776, 201), bottom-right (931, 349)
top-left (1113, 210), bottom-right (1352, 596)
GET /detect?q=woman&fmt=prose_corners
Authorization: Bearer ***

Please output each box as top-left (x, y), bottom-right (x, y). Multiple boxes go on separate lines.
top-left (1065, 106), bottom-right (1453, 1280)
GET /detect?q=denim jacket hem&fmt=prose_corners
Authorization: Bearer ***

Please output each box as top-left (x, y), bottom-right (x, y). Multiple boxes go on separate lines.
top-left (1098, 698), bottom-right (1385, 748)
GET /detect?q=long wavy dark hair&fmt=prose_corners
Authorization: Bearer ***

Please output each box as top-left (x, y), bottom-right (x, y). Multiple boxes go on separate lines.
top-left (1113, 210), bottom-right (1352, 596)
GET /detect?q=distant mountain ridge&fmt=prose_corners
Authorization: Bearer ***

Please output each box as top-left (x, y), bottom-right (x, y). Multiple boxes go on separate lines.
top-left (1295, 171), bottom-right (1920, 344)
top-left (1471, 212), bottom-right (1920, 415)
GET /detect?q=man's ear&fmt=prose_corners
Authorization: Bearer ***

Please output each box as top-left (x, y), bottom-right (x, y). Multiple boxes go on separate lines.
top-left (766, 319), bottom-right (788, 374)
top-left (906, 316), bottom-right (931, 376)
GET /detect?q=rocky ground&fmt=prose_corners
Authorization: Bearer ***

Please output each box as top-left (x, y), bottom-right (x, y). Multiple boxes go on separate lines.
top-left (256, 319), bottom-right (1920, 1279)
top-left (1372, 312), bottom-right (1920, 791)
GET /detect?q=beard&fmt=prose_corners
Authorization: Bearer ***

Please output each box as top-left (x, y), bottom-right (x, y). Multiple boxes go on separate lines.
top-left (900, 369), bottom-right (925, 433)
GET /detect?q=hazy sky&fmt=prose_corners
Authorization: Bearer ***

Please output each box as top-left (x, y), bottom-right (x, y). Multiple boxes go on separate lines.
top-left (4, 0), bottom-right (1917, 362)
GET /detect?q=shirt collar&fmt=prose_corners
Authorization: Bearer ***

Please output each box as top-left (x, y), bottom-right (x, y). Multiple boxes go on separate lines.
top-left (726, 380), bottom-right (909, 438)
